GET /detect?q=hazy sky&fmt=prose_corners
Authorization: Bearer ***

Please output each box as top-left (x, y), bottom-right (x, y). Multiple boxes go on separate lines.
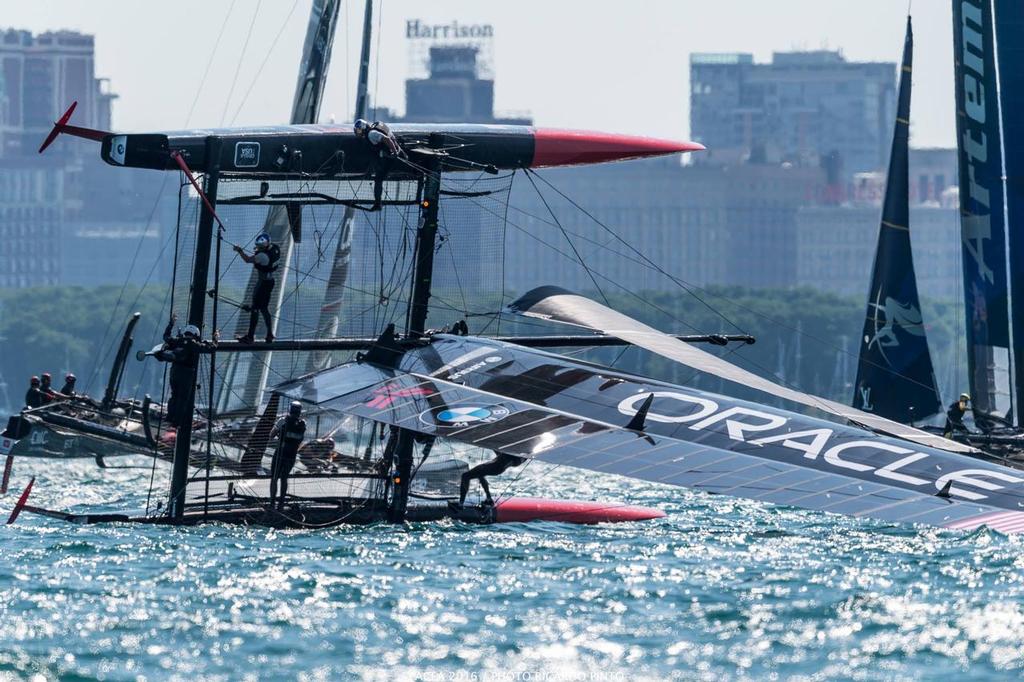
top-left (3, 0), bottom-right (956, 148)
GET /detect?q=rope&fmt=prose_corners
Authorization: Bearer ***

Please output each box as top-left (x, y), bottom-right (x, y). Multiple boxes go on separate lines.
top-left (220, 0), bottom-right (263, 125)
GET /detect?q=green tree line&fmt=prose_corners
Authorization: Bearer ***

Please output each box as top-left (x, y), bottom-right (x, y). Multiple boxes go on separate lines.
top-left (0, 285), bottom-right (969, 419)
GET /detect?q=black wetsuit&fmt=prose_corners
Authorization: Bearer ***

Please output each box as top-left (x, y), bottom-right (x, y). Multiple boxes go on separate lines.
top-left (155, 322), bottom-right (206, 427)
top-left (24, 386), bottom-right (45, 409)
top-left (459, 452), bottom-right (527, 505)
top-left (244, 245), bottom-right (280, 340)
top-left (39, 379), bottom-right (57, 404)
top-left (60, 381), bottom-right (76, 397)
top-left (365, 122), bottom-right (405, 210)
top-left (270, 415), bottom-right (306, 508)
top-left (944, 401), bottom-right (968, 437)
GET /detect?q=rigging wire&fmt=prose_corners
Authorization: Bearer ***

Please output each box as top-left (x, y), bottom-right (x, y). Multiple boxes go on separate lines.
top-left (184, 0), bottom-right (237, 126)
top-left (228, 0), bottom-right (303, 125)
top-left (220, 0), bottom-right (264, 126)
top-left (522, 170), bottom-right (609, 306)
top-left (83, 174), bottom-right (172, 394)
top-left (526, 168), bottom-right (746, 334)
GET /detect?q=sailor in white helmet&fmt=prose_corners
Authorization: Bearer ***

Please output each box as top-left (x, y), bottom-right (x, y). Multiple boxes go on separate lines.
top-left (234, 232), bottom-right (281, 343)
top-left (156, 313), bottom-right (212, 427)
top-left (354, 118), bottom-right (402, 156)
top-left (354, 118), bottom-right (406, 210)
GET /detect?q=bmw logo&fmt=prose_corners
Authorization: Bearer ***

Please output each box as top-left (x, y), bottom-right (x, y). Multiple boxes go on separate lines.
top-left (420, 404), bottom-right (511, 428)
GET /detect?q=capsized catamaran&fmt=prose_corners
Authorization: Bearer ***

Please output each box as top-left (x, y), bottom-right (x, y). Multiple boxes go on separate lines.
top-left (852, 17), bottom-right (943, 425)
top-left (8, 28), bottom-right (706, 526)
top-left (11, 5), bottom-right (1024, 534)
top-left (268, 313), bottom-right (1024, 536)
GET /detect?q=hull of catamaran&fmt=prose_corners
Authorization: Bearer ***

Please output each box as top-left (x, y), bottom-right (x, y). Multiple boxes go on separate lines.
top-left (87, 123), bottom-right (702, 176)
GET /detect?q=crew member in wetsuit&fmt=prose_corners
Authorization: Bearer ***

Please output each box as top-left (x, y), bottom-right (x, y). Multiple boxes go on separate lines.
top-left (38, 372), bottom-right (61, 404)
top-left (269, 400), bottom-right (306, 509)
top-left (354, 118), bottom-right (406, 211)
top-left (24, 376), bottom-right (45, 409)
top-left (60, 373), bottom-right (77, 397)
top-left (457, 451), bottom-right (527, 507)
top-left (298, 436), bottom-right (336, 473)
top-left (234, 233), bottom-right (280, 344)
top-left (155, 315), bottom-right (209, 428)
top-left (944, 392), bottom-right (971, 437)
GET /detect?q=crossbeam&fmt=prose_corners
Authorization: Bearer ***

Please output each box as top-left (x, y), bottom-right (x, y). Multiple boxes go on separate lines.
top-left (203, 333), bottom-right (756, 354)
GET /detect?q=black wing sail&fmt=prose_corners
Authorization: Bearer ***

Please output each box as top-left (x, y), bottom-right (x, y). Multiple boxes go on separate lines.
top-left (852, 17), bottom-right (942, 422)
top-left (273, 335), bottom-right (1024, 535)
top-left (506, 286), bottom-right (973, 453)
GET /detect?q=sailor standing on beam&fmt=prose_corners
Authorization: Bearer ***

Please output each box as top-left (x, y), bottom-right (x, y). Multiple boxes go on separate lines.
top-left (269, 401), bottom-right (307, 510)
top-left (354, 119), bottom-right (406, 211)
top-left (234, 233), bottom-right (281, 343)
top-left (155, 314), bottom-right (213, 428)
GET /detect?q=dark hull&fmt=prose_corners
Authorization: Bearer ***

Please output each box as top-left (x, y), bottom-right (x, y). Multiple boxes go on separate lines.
top-left (100, 124), bottom-right (702, 177)
top-left (17, 496), bottom-right (664, 529)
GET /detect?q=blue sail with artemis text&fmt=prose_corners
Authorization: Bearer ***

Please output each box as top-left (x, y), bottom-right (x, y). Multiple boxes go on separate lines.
top-left (853, 17), bottom-right (941, 423)
top-left (954, 0), bottom-right (1012, 419)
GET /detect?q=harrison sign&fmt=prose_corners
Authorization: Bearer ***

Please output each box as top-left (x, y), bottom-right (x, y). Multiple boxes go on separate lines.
top-left (406, 20), bottom-right (494, 40)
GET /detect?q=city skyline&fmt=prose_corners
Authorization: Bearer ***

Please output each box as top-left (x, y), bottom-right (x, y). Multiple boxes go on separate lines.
top-left (2, 1), bottom-right (956, 148)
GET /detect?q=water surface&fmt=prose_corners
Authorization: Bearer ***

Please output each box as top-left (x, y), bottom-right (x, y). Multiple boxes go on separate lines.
top-left (2, 458), bottom-right (1023, 680)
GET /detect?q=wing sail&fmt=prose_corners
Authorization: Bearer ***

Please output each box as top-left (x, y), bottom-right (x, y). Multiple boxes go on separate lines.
top-left (853, 19), bottom-right (942, 422)
top-left (507, 286), bottom-right (973, 453)
top-left (272, 335), bottom-right (1024, 534)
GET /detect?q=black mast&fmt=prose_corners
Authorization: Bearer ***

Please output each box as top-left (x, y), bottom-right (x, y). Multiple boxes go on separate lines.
top-left (406, 150), bottom-right (443, 339)
top-left (307, 0), bottom-right (375, 372)
top-left (100, 312), bottom-right (141, 410)
top-left (384, 146), bottom-right (444, 522)
top-left (169, 136), bottom-right (222, 519)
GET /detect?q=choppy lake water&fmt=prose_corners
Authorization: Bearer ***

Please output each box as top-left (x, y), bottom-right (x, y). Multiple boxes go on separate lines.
top-left (2, 457), bottom-right (1024, 680)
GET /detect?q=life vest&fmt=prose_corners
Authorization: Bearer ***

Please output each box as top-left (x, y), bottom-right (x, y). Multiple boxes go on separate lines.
top-left (280, 416), bottom-right (306, 444)
top-left (254, 243), bottom-right (281, 280)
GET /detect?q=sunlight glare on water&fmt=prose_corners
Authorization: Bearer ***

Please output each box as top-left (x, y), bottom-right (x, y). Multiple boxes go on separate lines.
top-left (2, 457), bottom-right (1024, 680)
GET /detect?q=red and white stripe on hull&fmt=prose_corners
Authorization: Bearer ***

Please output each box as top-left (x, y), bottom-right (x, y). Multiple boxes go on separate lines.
top-left (945, 510), bottom-right (1024, 534)
top-left (494, 496), bottom-right (665, 524)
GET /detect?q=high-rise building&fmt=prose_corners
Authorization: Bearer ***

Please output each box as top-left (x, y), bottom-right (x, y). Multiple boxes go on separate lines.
top-left (690, 51), bottom-right (896, 178)
top-left (367, 35), bottom-right (532, 297)
top-left (505, 158), bottom-right (826, 295)
top-left (0, 29), bottom-right (115, 158)
top-left (796, 148), bottom-right (960, 303)
top-left (0, 161), bottom-right (62, 288)
top-left (0, 28), bottom-right (166, 290)
top-left (402, 43), bottom-right (530, 125)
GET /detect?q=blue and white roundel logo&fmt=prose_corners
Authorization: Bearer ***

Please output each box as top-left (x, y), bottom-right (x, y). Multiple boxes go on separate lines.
top-left (421, 404), bottom-right (511, 428)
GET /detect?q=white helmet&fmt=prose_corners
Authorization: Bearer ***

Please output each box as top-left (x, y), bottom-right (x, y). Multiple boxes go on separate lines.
top-left (183, 324), bottom-right (200, 339)
top-left (354, 119), bottom-right (370, 136)
top-left (289, 400), bottom-right (303, 417)
top-left (254, 233), bottom-right (271, 250)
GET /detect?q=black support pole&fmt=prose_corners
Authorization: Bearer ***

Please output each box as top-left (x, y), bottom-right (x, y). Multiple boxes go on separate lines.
top-left (406, 143), bottom-right (443, 339)
top-left (169, 135), bottom-right (222, 519)
top-left (386, 138), bottom-right (444, 522)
